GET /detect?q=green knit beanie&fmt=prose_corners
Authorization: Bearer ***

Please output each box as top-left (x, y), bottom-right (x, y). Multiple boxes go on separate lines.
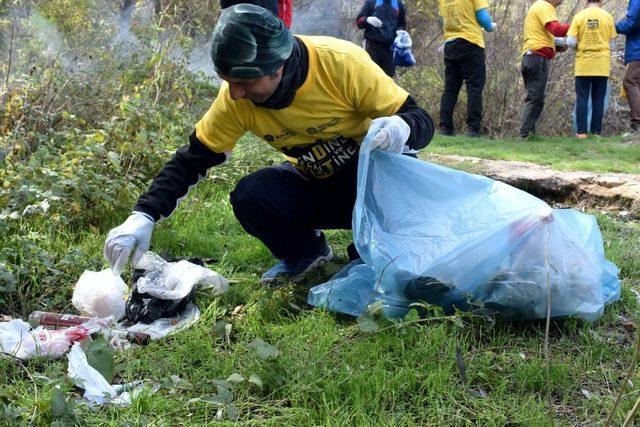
top-left (211, 4), bottom-right (294, 79)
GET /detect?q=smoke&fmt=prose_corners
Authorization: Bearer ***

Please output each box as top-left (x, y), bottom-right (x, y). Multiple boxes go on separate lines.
top-left (186, 38), bottom-right (217, 79)
top-left (113, 1), bottom-right (141, 54)
top-left (1, 0), bottom-right (366, 87)
top-left (21, 10), bottom-right (77, 73)
top-left (291, 0), bottom-right (362, 42)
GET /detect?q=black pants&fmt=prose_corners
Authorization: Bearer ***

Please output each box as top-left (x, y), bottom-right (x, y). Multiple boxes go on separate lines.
top-left (365, 39), bottom-right (395, 78)
top-left (230, 162), bottom-right (358, 261)
top-left (519, 54), bottom-right (550, 137)
top-left (439, 38), bottom-right (486, 134)
top-left (575, 76), bottom-right (608, 135)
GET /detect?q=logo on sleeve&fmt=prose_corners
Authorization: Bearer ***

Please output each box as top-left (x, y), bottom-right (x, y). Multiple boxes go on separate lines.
top-left (263, 128), bottom-right (297, 144)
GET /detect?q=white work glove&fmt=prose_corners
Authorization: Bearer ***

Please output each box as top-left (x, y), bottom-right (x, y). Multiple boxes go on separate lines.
top-left (554, 36), bottom-right (567, 47)
top-left (366, 116), bottom-right (411, 153)
top-left (366, 16), bottom-right (383, 28)
top-left (490, 22), bottom-right (497, 31)
top-left (104, 211), bottom-right (154, 276)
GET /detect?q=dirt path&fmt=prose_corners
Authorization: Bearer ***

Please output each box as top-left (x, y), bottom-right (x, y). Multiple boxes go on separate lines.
top-left (427, 154), bottom-right (640, 216)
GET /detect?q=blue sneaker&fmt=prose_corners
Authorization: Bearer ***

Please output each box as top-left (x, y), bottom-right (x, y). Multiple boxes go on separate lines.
top-left (260, 244), bottom-right (333, 284)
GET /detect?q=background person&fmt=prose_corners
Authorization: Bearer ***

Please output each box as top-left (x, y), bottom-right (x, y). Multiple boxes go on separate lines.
top-left (356, 0), bottom-right (407, 77)
top-left (220, 0), bottom-right (291, 28)
top-left (567, 0), bottom-right (616, 138)
top-left (616, 0), bottom-right (640, 132)
top-left (519, 0), bottom-right (570, 138)
top-left (438, 0), bottom-right (496, 137)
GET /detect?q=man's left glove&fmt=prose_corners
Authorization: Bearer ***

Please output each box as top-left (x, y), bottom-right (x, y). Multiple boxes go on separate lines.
top-left (366, 116), bottom-right (410, 153)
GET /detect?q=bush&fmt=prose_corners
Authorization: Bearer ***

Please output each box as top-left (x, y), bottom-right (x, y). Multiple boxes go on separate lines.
top-left (0, 2), bottom-right (219, 314)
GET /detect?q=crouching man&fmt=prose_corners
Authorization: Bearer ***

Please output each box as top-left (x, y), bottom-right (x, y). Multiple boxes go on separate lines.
top-left (104, 4), bottom-right (434, 284)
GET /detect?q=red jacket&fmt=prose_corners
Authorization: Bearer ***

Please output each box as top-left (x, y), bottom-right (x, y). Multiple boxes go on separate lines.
top-left (278, 0), bottom-right (292, 28)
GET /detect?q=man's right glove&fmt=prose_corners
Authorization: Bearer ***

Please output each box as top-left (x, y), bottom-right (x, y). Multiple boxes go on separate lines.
top-left (366, 116), bottom-right (411, 153)
top-left (366, 16), bottom-right (383, 28)
top-left (104, 211), bottom-right (154, 276)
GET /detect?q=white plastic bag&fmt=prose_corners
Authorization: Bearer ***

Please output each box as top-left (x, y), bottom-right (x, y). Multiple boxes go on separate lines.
top-left (134, 252), bottom-right (229, 300)
top-left (0, 319), bottom-right (93, 359)
top-left (67, 343), bottom-right (157, 405)
top-left (118, 303), bottom-right (201, 340)
top-left (67, 343), bottom-right (120, 404)
top-left (72, 269), bottom-right (128, 320)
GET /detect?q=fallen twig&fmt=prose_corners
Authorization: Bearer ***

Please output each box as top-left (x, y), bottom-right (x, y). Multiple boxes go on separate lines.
top-left (2, 19), bottom-right (15, 105)
top-left (622, 393), bottom-right (640, 427)
top-left (543, 223), bottom-right (555, 426)
top-left (605, 324), bottom-right (640, 426)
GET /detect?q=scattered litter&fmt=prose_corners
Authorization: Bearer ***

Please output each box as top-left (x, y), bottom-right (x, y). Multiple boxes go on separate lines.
top-left (134, 251), bottom-right (228, 301)
top-left (118, 303), bottom-right (201, 340)
top-left (28, 311), bottom-right (151, 346)
top-left (72, 269), bottom-right (128, 320)
top-left (308, 137), bottom-right (621, 322)
top-left (2, 251), bottom-right (227, 405)
top-left (67, 343), bottom-right (155, 405)
top-left (619, 315), bottom-right (636, 331)
top-left (29, 311), bottom-right (96, 329)
top-left (0, 319), bottom-right (98, 360)
top-left (114, 251), bottom-right (229, 340)
top-left (126, 251), bottom-right (227, 324)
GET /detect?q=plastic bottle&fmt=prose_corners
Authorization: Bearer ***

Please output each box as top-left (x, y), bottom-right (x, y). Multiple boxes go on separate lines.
top-left (28, 311), bottom-right (150, 346)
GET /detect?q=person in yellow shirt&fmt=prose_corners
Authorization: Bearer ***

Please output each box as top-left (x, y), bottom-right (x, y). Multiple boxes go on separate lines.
top-left (438, 0), bottom-right (496, 137)
top-left (102, 4), bottom-right (435, 284)
top-left (567, 0), bottom-right (616, 137)
top-left (519, 0), bottom-right (570, 138)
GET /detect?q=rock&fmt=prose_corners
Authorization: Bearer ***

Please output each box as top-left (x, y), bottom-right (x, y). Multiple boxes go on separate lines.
top-left (427, 154), bottom-right (640, 216)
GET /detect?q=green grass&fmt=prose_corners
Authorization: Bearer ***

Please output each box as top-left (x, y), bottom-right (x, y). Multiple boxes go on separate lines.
top-left (426, 134), bottom-right (640, 174)
top-left (2, 139), bottom-right (640, 426)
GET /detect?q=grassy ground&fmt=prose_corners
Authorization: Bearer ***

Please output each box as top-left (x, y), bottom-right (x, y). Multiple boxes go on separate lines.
top-left (426, 134), bottom-right (640, 174)
top-left (2, 137), bottom-right (640, 426)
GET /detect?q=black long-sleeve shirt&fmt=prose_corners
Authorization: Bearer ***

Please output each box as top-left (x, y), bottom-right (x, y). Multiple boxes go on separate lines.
top-left (356, 0), bottom-right (406, 45)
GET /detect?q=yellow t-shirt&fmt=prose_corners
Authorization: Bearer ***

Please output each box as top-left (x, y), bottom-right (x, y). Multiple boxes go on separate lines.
top-left (567, 8), bottom-right (616, 77)
top-left (522, 0), bottom-right (559, 54)
top-left (439, 0), bottom-right (489, 48)
top-left (195, 35), bottom-right (408, 179)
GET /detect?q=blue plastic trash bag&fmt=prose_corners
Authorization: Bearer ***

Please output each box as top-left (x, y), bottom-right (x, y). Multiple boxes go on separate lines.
top-left (393, 30), bottom-right (416, 67)
top-left (308, 138), bottom-right (621, 322)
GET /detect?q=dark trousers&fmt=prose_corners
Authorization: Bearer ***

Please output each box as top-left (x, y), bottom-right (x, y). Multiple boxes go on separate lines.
top-left (575, 76), bottom-right (608, 135)
top-left (365, 39), bottom-right (396, 78)
top-left (439, 38), bottom-right (486, 133)
top-left (230, 162), bottom-right (358, 261)
top-left (623, 61), bottom-right (640, 128)
top-left (519, 54), bottom-right (550, 137)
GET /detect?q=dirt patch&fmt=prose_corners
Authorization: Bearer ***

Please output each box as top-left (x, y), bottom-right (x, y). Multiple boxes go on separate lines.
top-left (426, 154), bottom-right (640, 216)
